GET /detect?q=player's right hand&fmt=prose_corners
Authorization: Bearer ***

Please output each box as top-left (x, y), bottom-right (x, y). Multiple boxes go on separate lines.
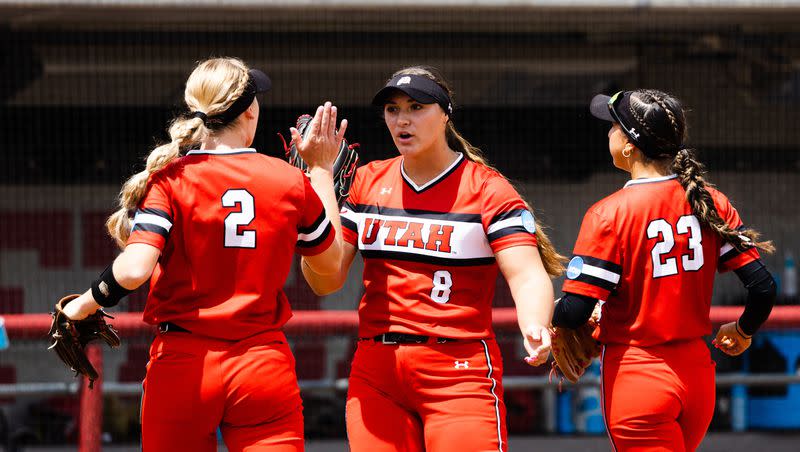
top-left (713, 321), bottom-right (752, 356)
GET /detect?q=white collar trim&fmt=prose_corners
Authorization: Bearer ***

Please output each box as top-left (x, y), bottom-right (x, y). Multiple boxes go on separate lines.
top-left (401, 152), bottom-right (464, 192)
top-left (624, 174), bottom-right (678, 188)
top-left (186, 148), bottom-right (256, 155)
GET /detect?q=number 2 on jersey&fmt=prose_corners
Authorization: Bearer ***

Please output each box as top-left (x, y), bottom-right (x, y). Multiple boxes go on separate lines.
top-left (431, 270), bottom-right (453, 303)
top-left (647, 215), bottom-right (704, 278)
top-left (222, 189), bottom-right (256, 248)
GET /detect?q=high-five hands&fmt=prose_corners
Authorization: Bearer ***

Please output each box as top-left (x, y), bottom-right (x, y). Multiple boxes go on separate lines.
top-left (290, 101), bottom-right (348, 172)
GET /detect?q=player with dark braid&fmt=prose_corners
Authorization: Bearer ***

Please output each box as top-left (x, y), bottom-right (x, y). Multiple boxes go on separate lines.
top-left (53, 57), bottom-right (347, 451)
top-left (550, 89), bottom-right (776, 451)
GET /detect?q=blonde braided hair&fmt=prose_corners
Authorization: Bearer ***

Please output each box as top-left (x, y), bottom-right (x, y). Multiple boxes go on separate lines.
top-left (107, 57), bottom-right (253, 248)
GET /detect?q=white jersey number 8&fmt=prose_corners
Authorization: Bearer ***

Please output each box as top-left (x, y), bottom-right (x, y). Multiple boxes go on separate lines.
top-left (222, 189), bottom-right (256, 248)
top-left (647, 215), bottom-right (704, 278)
top-left (431, 270), bottom-right (453, 304)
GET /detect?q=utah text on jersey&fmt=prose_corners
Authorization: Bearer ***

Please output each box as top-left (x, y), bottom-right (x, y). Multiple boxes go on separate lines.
top-left (341, 204), bottom-right (533, 266)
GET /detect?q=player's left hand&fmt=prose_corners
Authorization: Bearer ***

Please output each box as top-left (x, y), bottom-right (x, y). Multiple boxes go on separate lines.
top-left (713, 321), bottom-right (752, 356)
top-left (290, 101), bottom-right (348, 173)
top-left (522, 324), bottom-right (551, 366)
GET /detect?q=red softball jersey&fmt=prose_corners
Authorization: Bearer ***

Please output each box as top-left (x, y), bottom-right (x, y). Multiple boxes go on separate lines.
top-left (562, 175), bottom-right (759, 346)
top-left (126, 148), bottom-right (334, 340)
top-left (340, 153), bottom-right (539, 339)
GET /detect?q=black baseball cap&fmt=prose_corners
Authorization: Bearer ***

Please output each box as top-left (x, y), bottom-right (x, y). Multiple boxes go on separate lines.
top-left (372, 74), bottom-right (453, 115)
top-left (213, 69), bottom-right (271, 124)
top-left (590, 90), bottom-right (666, 158)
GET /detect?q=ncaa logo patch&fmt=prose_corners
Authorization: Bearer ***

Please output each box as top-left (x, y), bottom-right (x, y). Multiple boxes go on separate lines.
top-left (566, 256), bottom-right (584, 280)
top-left (397, 76), bottom-right (411, 86)
top-left (521, 210), bottom-right (536, 233)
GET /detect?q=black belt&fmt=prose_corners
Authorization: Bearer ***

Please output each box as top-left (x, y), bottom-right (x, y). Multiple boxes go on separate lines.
top-left (158, 322), bottom-right (190, 334)
top-left (362, 332), bottom-right (457, 345)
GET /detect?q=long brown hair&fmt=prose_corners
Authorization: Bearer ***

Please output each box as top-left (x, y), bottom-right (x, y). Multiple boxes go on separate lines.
top-left (628, 89), bottom-right (773, 253)
top-left (390, 66), bottom-right (567, 276)
top-left (106, 57), bottom-right (252, 248)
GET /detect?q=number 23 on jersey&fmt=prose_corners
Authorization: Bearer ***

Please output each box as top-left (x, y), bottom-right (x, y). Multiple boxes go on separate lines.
top-left (647, 215), bottom-right (704, 278)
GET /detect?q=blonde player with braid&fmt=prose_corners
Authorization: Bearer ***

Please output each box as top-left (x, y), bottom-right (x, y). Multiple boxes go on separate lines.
top-left (303, 66), bottom-right (564, 452)
top-left (551, 89), bottom-right (776, 451)
top-left (58, 57), bottom-right (347, 451)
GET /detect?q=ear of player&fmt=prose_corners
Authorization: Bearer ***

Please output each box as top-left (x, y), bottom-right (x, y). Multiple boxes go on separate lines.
top-left (48, 294), bottom-right (121, 389)
top-left (282, 111), bottom-right (360, 208)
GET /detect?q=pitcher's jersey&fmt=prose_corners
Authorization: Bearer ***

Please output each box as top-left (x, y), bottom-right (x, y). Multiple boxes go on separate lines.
top-left (340, 153), bottom-right (539, 339)
top-left (126, 148), bottom-right (334, 340)
top-left (562, 175), bottom-right (759, 346)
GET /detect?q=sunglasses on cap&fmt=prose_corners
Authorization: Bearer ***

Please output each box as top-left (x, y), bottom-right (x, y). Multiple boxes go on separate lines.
top-left (607, 91), bottom-right (642, 142)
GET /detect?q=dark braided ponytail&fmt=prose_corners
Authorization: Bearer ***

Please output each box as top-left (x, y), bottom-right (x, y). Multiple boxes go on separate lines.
top-left (629, 89), bottom-right (774, 253)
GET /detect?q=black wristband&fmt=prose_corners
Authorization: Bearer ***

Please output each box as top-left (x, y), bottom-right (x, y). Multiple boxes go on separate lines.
top-left (91, 265), bottom-right (133, 308)
top-left (735, 321), bottom-right (753, 339)
top-left (552, 292), bottom-right (599, 329)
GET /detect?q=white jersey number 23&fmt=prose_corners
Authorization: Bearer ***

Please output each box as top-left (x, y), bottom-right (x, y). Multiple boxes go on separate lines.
top-left (647, 215), bottom-right (704, 278)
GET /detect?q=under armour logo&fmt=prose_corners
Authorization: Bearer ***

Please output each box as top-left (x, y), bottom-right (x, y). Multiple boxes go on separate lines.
top-left (454, 360), bottom-right (469, 369)
top-left (629, 128), bottom-right (641, 140)
top-left (380, 187), bottom-right (392, 195)
top-left (397, 76), bottom-right (411, 86)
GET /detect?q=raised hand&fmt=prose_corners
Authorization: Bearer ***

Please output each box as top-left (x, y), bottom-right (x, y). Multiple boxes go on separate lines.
top-left (290, 101), bottom-right (348, 172)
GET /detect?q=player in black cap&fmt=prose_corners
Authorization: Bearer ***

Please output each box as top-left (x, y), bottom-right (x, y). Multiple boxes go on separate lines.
top-left (302, 65), bottom-right (565, 452)
top-left (552, 89), bottom-right (776, 451)
top-left (59, 57), bottom-right (346, 451)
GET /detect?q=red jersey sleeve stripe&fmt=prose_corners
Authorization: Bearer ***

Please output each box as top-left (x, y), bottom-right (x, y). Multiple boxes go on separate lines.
top-left (297, 215), bottom-right (332, 248)
top-left (487, 209), bottom-right (526, 226)
top-left (719, 226), bottom-right (755, 263)
top-left (341, 215), bottom-right (357, 235)
top-left (487, 209), bottom-right (537, 243)
top-left (564, 255), bottom-right (621, 292)
top-left (341, 202), bottom-right (358, 235)
top-left (298, 210), bottom-right (326, 235)
top-left (131, 208), bottom-right (172, 239)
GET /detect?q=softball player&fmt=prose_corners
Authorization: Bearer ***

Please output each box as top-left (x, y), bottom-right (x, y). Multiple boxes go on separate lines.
top-left (552, 89), bottom-right (777, 451)
top-left (59, 57), bottom-right (347, 451)
top-left (302, 66), bottom-right (563, 452)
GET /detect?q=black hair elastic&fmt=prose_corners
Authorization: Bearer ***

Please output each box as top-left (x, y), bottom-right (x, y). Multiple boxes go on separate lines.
top-left (191, 111), bottom-right (208, 122)
top-left (91, 265), bottom-right (133, 308)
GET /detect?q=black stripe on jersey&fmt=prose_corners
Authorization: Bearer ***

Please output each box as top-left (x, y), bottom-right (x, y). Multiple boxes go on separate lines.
top-left (570, 273), bottom-right (616, 292)
top-left (575, 255), bottom-right (623, 275)
top-left (341, 216), bottom-right (358, 234)
top-left (362, 250), bottom-right (495, 267)
top-left (138, 207), bottom-right (172, 222)
top-left (402, 154), bottom-right (466, 194)
top-left (342, 201), bottom-right (356, 211)
top-left (487, 227), bottom-right (530, 243)
top-left (297, 222), bottom-right (333, 248)
top-left (351, 204), bottom-right (482, 223)
top-left (298, 210), bottom-right (326, 235)
top-left (131, 223), bottom-right (169, 238)
top-left (720, 245), bottom-right (749, 263)
top-left (488, 209), bottom-right (526, 227)
top-left (720, 226), bottom-right (751, 263)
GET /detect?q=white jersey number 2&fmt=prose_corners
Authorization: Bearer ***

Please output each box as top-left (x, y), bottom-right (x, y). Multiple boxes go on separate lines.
top-left (222, 189), bottom-right (256, 248)
top-left (647, 215), bottom-right (704, 278)
top-left (431, 270), bottom-right (453, 304)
